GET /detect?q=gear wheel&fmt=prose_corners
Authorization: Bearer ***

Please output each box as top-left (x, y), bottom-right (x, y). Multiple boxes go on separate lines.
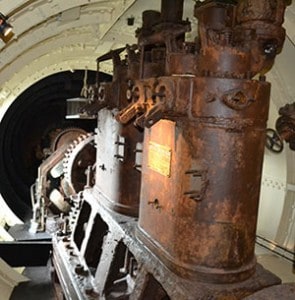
top-left (50, 127), bottom-right (87, 152)
top-left (63, 133), bottom-right (96, 197)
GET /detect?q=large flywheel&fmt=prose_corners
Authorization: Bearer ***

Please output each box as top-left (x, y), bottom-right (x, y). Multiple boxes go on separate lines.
top-left (30, 128), bottom-right (96, 231)
top-left (62, 133), bottom-right (96, 197)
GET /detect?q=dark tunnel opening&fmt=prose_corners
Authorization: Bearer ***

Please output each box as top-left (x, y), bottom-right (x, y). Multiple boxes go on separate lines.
top-left (0, 70), bottom-right (111, 221)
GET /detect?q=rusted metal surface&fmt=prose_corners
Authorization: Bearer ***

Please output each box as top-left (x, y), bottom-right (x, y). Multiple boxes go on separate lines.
top-left (83, 47), bottom-right (144, 217)
top-left (50, 0), bottom-right (293, 299)
top-left (95, 109), bottom-right (143, 217)
top-left (52, 190), bottom-right (283, 300)
top-left (137, 77), bottom-right (271, 283)
top-left (244, 283), bottom-right (295, 300)
top-left (195, 0), bottom-right (288, 79)
top-left (116, 0), bottom-right (291, 284)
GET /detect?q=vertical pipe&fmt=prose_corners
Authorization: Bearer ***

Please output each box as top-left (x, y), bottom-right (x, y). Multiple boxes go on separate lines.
top-left (161, 0), bottom-right (184, 23)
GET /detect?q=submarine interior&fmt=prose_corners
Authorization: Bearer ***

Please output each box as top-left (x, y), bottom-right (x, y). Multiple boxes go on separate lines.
top-left (0, 0), bottom-right (294, 299)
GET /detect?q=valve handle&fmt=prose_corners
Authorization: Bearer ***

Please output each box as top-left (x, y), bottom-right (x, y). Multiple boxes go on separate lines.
top-left (265, 128), bottom-right (284, 153)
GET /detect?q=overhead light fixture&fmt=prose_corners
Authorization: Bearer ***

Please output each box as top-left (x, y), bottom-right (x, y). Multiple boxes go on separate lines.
top-left (0, 12), bottom-right (13, 38)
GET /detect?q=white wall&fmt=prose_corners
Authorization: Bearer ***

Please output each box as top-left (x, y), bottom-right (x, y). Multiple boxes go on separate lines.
top-left (257, 25), bottom-right (295, 252)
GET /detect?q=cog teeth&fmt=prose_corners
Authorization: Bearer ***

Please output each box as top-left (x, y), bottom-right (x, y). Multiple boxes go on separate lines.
top-left (62, 133), bottom-right (95, 198)
top-left (50, 127), bottom-right (87, 152)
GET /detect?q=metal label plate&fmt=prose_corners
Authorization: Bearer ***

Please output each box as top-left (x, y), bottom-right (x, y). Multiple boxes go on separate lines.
top-left (148, 141), bottom-right (171, 177)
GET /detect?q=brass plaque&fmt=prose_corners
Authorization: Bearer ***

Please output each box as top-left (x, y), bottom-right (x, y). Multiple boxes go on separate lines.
top-left (148, 141), bottom-right (171, 177)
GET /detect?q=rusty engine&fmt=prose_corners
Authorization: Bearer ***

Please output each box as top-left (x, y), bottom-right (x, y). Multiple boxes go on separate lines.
top-left (28, 0), bottom-right (294, 299)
